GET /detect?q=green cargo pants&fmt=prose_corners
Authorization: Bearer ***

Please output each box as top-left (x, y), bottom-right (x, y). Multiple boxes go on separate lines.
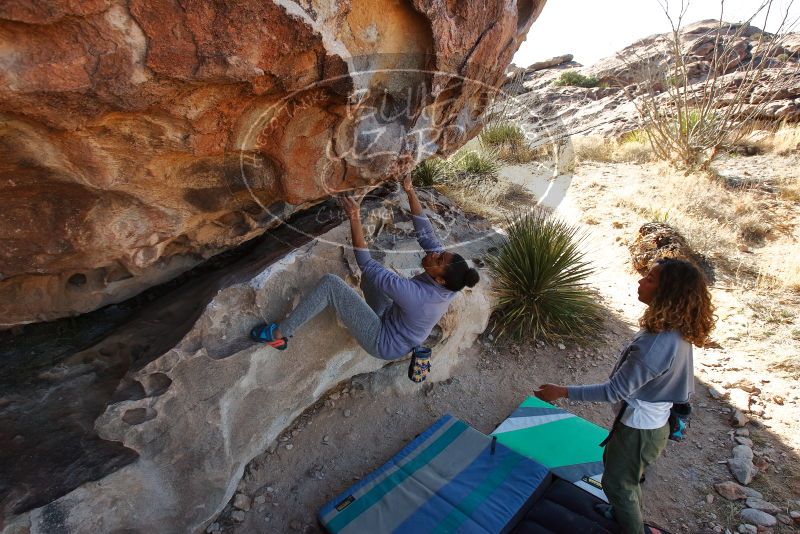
top-left (602, 422), bottom-right (670, 534)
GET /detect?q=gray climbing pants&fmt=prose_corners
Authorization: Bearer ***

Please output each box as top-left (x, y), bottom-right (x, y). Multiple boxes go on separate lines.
top-left (279, 273), bottom-right (392, 359)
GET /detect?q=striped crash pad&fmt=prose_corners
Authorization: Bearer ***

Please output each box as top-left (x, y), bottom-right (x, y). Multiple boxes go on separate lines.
top-left (318, 414), bottom-right (550, 534)
top-left (492, 396), bottom-right (610, 502)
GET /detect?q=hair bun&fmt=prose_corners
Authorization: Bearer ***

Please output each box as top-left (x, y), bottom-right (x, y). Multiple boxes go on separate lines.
top-left (464, 268), bottom-right (480, 288)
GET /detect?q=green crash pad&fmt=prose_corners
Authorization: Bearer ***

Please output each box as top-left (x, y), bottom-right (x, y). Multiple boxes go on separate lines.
top-left (492, 396), bottom-right (610, 501)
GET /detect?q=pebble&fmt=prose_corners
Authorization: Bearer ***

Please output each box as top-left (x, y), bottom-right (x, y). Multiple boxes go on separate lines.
top-left (231, 510), bottom-right (246, 522)
top-left (233, 493), bottom-right (251, 511)
top-left (706, 494), bottom-right (715, 504)
top-left (740, 508), bottom-right (776, 527)
top-left (266, 486), bottom-right (274, 493)
top-left (745, 498), bottom-right (781, 514)
top-left (285, 443), bottom-right (293, 450)
top-left (737, 525), bottom-right (757, 534)
top-left (735, 428), bottom-right (750, 437)
top-left (728, 457), bottom-right (758, 485)
top-left (741, 486), bottom-right (763, 500)
top-left (731, 410), bottom-right (749, 427)
top-left (323, 435), bottom-right (330, 443)
top-left (735, 437), bottom-right (753, 447)
top-left (206, 523), bottom-right (220, 533)
top-left (732, 445), bottom-right (754, 461)
top-left (557, 343), bottom-right (566, 350)
top-left (715, 481), bottom-right (748, 501)
top-left (330, 392), bottom-right (340, 400)
top-left (255, 495), bottom-right (266, 505)
top-left (344, 409), bottom-right (352, 418)
top-left (709, 385), bottom-right (729, 400)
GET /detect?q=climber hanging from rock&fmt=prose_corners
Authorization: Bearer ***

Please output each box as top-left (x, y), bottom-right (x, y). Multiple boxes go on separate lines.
top-left (250, 174), bottom-right (480, 382)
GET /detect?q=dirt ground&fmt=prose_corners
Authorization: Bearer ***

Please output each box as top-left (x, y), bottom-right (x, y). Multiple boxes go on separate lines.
top-left (219, 158), bottom-right (800, 534)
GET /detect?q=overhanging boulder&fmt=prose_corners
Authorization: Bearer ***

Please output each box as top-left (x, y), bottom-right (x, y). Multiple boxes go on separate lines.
top-left (2, 188), bottom-right (499, 533)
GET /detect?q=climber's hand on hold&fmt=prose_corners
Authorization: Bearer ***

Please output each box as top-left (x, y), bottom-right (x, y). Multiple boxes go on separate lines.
top-left (340, 194), bottom-right (362, 220)
top-left (402, 174), bottom-right (413, 192)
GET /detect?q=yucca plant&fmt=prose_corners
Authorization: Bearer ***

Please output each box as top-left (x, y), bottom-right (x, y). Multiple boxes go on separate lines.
top-left (487, 210), bottom-right (604, 342)
top-left (479, 122), bottom-right (526, 148)
top-left (412, 157), bottom-right (451, 187)
top-left (450, 148), bottom-right (500, 180)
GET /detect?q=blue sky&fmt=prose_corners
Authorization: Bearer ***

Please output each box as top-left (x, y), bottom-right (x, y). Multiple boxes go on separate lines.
top-left (513, 0), bottom-right (800, 68)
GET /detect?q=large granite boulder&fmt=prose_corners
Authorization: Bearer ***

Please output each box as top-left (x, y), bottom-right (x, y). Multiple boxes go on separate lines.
top-left (0, 0), bottom-right (545, 327)
top-left (0, 187), bottom-right (499, 533)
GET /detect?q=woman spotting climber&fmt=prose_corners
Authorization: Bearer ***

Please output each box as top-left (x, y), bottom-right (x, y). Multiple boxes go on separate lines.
top-left (534, 258), bottom-right (715, 534)
top-left (250, 175), bottom-right (480, 380)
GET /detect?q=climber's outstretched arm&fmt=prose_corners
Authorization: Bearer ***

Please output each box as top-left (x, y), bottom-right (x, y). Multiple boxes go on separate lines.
top-left (341, 194), bottom-right (367, 250)
top-left (402, 175), bottom-right (444, 253)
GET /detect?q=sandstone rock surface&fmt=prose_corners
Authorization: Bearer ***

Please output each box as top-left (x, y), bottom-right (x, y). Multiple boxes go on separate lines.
top-left (1, 188), bottom-right (499, 533)
top-left (0, 0), bottom-right (545, 327)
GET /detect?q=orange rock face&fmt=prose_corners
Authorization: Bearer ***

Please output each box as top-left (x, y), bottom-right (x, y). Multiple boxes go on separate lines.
top-left (0, 0), bottom-right (545, 326)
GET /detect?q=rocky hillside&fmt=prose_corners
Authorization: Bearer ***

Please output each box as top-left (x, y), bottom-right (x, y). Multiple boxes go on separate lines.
top-left (0, 0), bottom-right (544, 326)
top-left (506, 20), bottom-right (800, 138)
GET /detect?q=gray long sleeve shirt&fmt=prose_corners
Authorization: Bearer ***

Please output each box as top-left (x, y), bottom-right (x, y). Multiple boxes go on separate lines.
top-left (354, 214), bottom-right (456, 360)
top-left (567, 330), bottom-right (694, 404)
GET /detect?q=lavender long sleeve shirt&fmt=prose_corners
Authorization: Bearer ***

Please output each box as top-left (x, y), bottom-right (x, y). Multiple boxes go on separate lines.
top-left (353, 214), bottom-right (456, 359)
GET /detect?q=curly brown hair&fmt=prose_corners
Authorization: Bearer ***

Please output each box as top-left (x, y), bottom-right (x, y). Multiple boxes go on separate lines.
top-left (639, 258), bottom-right (715, 346)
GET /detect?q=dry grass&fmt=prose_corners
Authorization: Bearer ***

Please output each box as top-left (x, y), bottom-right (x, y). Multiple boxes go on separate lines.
top-left (735, 123), bottom-right (800, 156)
top-left (608, 161), bottom-right (797, 293)
top-left (496, 143), bottom-right (548, 164)
top-left (573, 135), bottom-right (653, 164)
top-left (436, 178), bottom-right (536, 224)
top-left (777, 175), bottom-right (800, 202)
top-left (768, 123), bottom-right (800, 156)
top-left (754, 254), bottom-right (800, 294)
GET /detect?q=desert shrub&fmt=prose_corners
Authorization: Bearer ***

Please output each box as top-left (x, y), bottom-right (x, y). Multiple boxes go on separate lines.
top-left (625, 3), bottom-right (794, 170)
top-left (411, 157), bottom-right (451, 187)
top-left (573, 137), bottom-right (616, 163)
top-left (480, 122), bottom-right (546, 164)
top-left (615, 138), bottom-right (653, 163)
top-left (573, 135), bottom-right (652, 164)
top-left (450, 148), bottom-right (500, 179)
top-left (736, 213), bottom-right (771, 244)
top-left (487, 210), bottom-right (604, 342)
top-left (620, 130), bottom-right (649, 144)
top-left (480, 122), bottom-right (526, 147)
top-left (554, 71), bottom-right (599, 88)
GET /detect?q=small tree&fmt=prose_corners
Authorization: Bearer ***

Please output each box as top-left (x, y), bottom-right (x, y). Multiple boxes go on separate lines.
top-left (622, 0), bottom-right (799, 170)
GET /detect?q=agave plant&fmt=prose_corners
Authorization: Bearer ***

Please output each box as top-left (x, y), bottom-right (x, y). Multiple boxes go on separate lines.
top-left (487, 210), bottom-right (604, 342)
